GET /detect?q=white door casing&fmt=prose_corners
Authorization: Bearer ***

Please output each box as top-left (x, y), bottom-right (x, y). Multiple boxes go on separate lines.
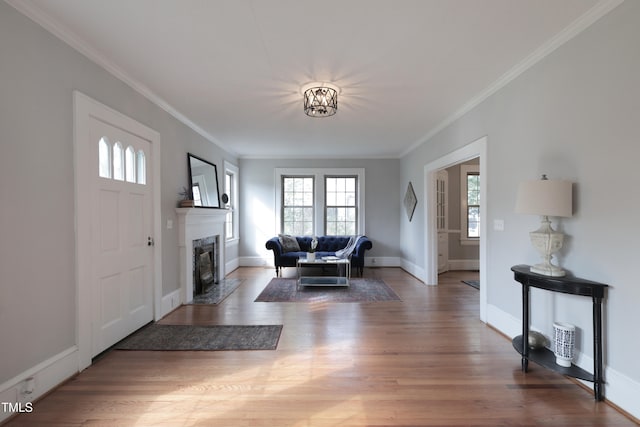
top-left (74, 91), bottom-right (162, 370)
top-left (424, 136), bottom-right (487, 322)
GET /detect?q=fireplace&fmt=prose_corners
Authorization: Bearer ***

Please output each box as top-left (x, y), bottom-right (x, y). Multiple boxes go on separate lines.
top-left (176, 208), bottom-right (227, 303)
top-left (193, 235), bottom-right (219, 296)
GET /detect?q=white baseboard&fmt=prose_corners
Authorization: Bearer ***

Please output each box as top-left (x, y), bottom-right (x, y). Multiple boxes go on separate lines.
top-left (366, 256), bottom-right (401, 268)
top-left (400, 259), bottom-right (427, 283)
top-left (225, 257), bottom-right (239, 274)
top-left (448, 259), bottom-right (480, 270)
top-left (602, 366), bottom-right (640, 420)
top-left (486, 303), bottom-right (640, 420)
top-left (486, 303), bottom-right (521, 339)
top-left (160, 288), bottom-right (182, 317)
top-left (0, 346), bottom-right (78, 423)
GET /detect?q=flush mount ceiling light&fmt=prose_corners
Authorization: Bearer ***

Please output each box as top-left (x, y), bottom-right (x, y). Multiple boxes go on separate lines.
top-left (302, 82), bottom-right (339, 117)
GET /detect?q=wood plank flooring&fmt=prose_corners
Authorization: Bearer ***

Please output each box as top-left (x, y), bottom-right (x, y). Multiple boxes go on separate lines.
top-left (5, 268), bottom-right (637, 426)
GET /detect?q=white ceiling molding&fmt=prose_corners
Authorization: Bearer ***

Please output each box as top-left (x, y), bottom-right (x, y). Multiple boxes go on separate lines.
top-left (6, 0), bottom-right (623, 159)
top-left (5, 0), bottom-right (235, 156)
top-left (399, 0), bottom-right (625, 158)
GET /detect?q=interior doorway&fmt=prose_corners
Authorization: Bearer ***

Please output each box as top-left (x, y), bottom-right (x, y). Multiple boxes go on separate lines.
top-left (424, 136), bottom-right (487, 322)
top-left (437, 158), bottom-right (480, 275)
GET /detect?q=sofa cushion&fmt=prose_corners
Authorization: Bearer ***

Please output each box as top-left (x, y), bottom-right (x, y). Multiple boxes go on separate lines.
top-left (278, 234), bottom-right (301, 253)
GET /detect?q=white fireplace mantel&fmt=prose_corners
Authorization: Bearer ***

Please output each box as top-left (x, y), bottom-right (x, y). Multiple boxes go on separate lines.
top-left (176, 208), bottom-right (228, 303)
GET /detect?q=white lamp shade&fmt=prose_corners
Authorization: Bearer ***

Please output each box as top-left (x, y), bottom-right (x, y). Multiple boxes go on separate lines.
top-left (515, 179), bottom-right (573, 217)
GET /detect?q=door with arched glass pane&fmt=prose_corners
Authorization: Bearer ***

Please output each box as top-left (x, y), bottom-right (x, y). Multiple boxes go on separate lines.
top-left (91, 118), bottom-right (153, 356)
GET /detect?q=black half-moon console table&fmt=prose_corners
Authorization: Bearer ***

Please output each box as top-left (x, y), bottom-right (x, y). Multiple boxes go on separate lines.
top-left (510, 264), bottom-right (608, 401)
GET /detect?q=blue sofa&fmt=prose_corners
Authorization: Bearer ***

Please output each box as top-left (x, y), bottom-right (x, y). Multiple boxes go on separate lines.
top-left (265, 235), bottom-right (372, 276)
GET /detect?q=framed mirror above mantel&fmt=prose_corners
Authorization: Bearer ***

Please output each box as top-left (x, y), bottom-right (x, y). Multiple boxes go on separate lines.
top-left (187, 153), bottom-right (221, 208)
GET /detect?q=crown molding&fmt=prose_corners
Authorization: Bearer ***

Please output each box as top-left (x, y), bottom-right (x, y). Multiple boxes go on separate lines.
top-left (399, 0), bottom-right (625, 158)
top-left (5, 0), bottom-right (236, 157)
top-left (6, 0), bottom-right (623, 161)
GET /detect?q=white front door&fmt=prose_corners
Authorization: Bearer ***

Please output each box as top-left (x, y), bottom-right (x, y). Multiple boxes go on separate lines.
top-left (89, 118), bottom-right (154, 356)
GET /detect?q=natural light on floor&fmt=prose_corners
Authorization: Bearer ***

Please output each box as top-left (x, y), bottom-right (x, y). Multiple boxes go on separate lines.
top-left (129, 338), bottom-right (367, 426)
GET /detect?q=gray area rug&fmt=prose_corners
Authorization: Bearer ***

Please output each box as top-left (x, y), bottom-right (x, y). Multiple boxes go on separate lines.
top-left (115, 324), bottom-right (282, 351)
top-left (190, 278), bottom-right (243, 305)
top-left (462, 280), bottom-right (480, 290)
top-left (255, 277), bottom-right (401, 303)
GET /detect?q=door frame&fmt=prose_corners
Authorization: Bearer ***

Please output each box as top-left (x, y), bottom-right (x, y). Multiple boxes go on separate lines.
top-left (74, 91), bottom-right (162, 370)
top-left (423, 136), bottom-right (487, 322)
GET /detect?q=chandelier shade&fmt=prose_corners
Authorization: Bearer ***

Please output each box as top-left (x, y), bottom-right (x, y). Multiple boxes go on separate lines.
top-left (303, 85), bottom-right (338, 117)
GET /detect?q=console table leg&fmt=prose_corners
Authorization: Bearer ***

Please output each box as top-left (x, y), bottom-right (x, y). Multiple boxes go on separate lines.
top-left (593, 296), bottom-right (604, 401)
top-left (522, 284), bottom-right (530, 373)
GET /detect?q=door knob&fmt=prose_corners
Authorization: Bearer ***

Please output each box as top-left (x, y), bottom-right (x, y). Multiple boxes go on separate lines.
top-left (147, 236), bottom-right (155, 246)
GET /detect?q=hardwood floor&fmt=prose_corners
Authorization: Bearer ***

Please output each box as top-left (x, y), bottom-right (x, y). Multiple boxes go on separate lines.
top-left (5, 268), bottom-right (636, 426)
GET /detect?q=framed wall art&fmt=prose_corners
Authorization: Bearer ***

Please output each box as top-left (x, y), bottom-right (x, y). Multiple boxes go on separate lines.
top-left (404, 181), bottom-right (417, 221)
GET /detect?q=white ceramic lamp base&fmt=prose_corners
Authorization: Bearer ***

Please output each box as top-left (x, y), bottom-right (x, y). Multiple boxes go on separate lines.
top-left (529, 217), bottom-right (566, 277)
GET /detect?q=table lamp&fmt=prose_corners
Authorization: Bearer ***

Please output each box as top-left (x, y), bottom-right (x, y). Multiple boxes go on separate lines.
top-left (515, 175), bottom-right (573, 277)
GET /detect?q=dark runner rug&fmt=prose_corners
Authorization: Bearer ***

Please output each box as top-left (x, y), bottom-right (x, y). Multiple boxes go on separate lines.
top-left (462, 280), bottom-right (480, 289)
top-left (255, 277), bottom-right (401, 303)
top-left (190, 278), bottom-right (243, 305)
top-left (115, 324), bottom-right (282, 351)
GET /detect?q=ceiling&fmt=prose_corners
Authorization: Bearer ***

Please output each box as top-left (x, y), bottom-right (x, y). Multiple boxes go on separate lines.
top-left (12, 0), bottom-right (608, 159)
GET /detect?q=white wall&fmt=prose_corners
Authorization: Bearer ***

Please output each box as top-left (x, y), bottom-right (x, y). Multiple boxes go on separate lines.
top-left (238, 158), bottom-right (401, 267)
top-left (400, 1), bottom-right (640, 417)
top-left (0, 1), bottom-right (236, 389)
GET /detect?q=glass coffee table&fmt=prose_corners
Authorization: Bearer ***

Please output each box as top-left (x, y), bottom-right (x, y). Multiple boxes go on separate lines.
top-left (296, 257), bottom-right (351, 288)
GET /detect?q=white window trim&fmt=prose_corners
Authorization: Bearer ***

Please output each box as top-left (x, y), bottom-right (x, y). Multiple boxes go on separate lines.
top-left (460, 164), bottom-right (480, 246)
top-left (275, 168), bottom-right (365, 236)
top-left (224, 160), bottom-right (239, 246)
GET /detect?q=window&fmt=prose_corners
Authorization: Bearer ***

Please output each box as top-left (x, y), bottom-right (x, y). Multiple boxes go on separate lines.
top-left (461, 164), bottom-right (480, 242)
top-left (113, 142), bottom-right (124, 181)
top-left (98, 138), bottom-right (146, 185)
top-left (225, 173), bottom-right (232, 238)
top-left (276, 168), bottom-right (365, 236)
top-left (224, 161), bottom-right (239, 242)
top-left (136, 150), bottom-right (146, 184)
top-left (98, 137), bottom-right (111, 178)
top-left (325, 176), bottom-right (357, 235)
top-left (282, 176), bottom-right (314, 235)
top-left (125, 145), bottom-right (136, 183)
